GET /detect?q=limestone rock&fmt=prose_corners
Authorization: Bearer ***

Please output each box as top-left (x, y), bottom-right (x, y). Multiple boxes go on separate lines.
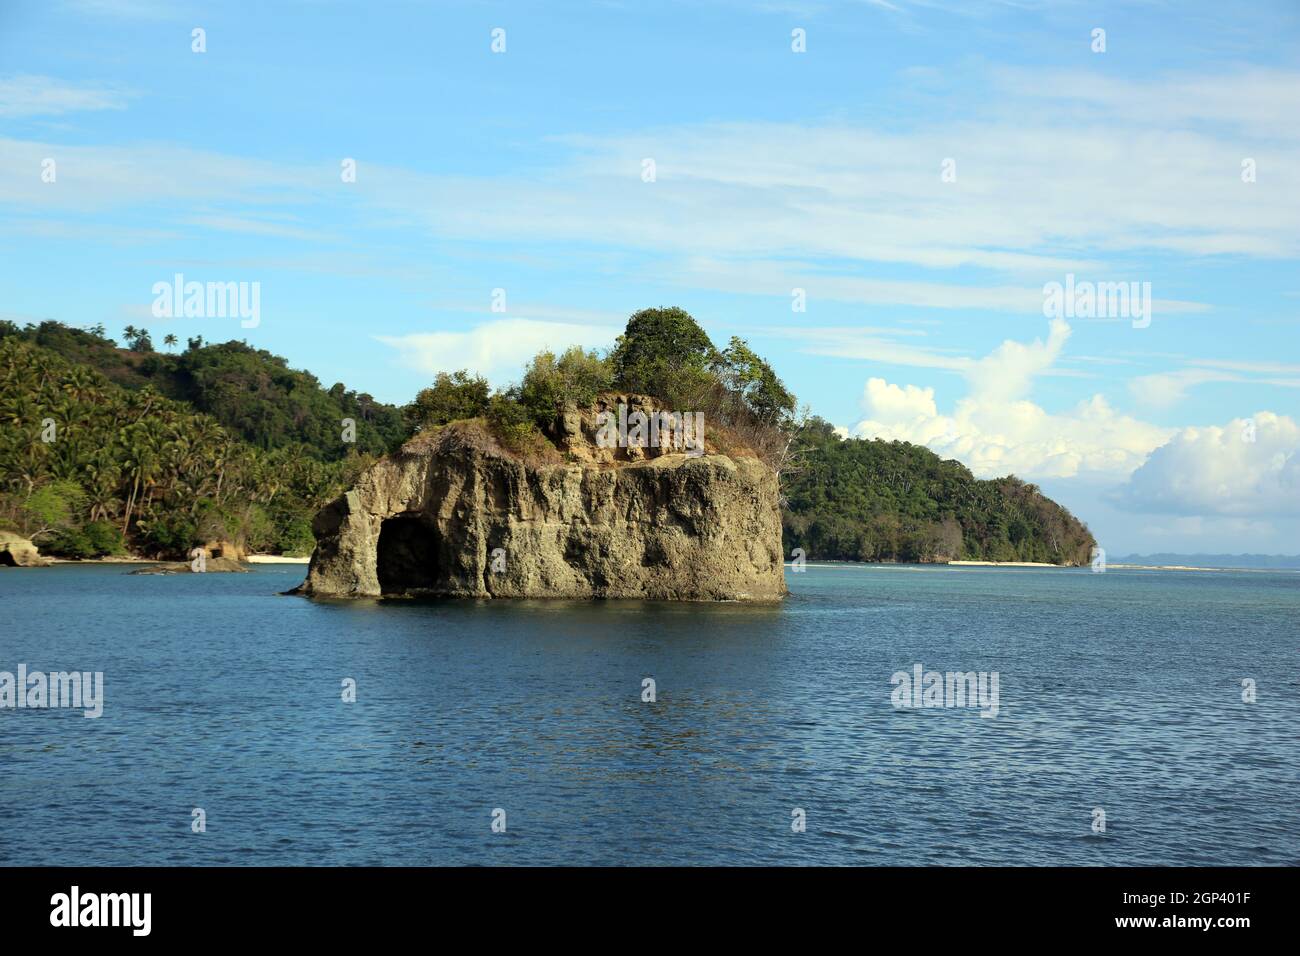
top-left (0, 531), bottom-right (52, 567)
top-left (300, 403), bottom-right (787, 602)
top-left (202, 539), bottom-right (247, 561)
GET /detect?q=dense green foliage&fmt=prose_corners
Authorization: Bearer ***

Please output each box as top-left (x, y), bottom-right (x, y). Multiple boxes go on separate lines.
top-left (456, 308), bottom-right (799, 461)
top-left (0, 332), bottom-right (372, 558)
top-left (402, 371), bottom-right (491, 432)
top-left (517, 347), bottom-right (613, 424)
top-left (714, 337), bottom-right (797, 429)
top-left (783, 418), bottom-right (1095, 564)
top-left (609, 306), bottom-right (718, 404)
top-left (0, 313), bottom-right (1094, 566)
top-left (0, 321), bottom-right (406, 460)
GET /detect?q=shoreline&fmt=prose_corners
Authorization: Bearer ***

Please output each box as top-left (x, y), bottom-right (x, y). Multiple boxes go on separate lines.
top-left (30, 557), bottom-right (1298, 573)
top-left (1107, 562), bottom-right (1294, 573)
top-left (783, 560), bottom-right (1297, 573)
top-left (46, 554), bottom-right (311, 566)
top-left (947, 560), bottom-right (1062, 568)
top-left (782, 559), bottom-right (1075, 570)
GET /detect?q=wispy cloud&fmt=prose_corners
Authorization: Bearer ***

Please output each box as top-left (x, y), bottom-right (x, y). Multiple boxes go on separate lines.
top-left (1129, 358), bottom-right (1300, 408)
top-left (59, 0), bottom-right (184, 19)
top-left (3, 65), bottom-right (1297, 291)
top-left (0, 75), bottom-right (132, 118)
top-left (0, 137), bottom-right (327, 208)
top-left (376, 318), bottom-right (620, 385)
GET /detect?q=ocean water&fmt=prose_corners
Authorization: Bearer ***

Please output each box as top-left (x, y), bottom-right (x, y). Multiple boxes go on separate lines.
top-left (1, 563), bottom-right (1296, 866)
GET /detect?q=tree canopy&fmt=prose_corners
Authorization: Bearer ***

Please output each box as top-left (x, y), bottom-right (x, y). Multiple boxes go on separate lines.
top-left (609, 306), bottom-right (717, 404)
top-left (0, 321), bottom-right (406, 460)
top-left (0, 332), bottom-right (372, 558)
top-left (0, 314), bottom-right (1094, 566)
top-left (781, 417), bottom-right (1095, 564)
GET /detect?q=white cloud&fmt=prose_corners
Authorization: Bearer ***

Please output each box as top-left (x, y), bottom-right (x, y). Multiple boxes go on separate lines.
top-left (1126, 358), bottom-right (1300, 410)
top-left (965, 317), bottom-right (1070, 403)
top-left (792, 327), bottom-right (973, 372)
top-left (1128, 368), bottom-right (1240, 409)
top-left (0, 137), bottom-right (325, 210)
top-left (860, 379), bottom-right (937, 422)
top-left (376, 318), bottom-right (619, 386)
top-left (0, 75), bottom-right (131, 118)
top-left (850, 319), bottom-right (1174, 479)
top-left (309, 66), bottom-right (1300, 289)
top-left (1112, 412), bottom-right (1300, 516)
top-left (2, 65), bottom-right (1296, 295)
top-left (1010, 66), bottom-right (1300, 143)
top-left (846, 319), bottom-right (1300, 523)
top-left (854, 388), bottom-right (1171, 480)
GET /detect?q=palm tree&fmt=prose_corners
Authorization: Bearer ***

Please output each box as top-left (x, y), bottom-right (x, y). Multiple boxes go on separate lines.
top-left (61, 366), bottom-right (100, 404)
top-left (118, 419), bottom-right (164, 533)
top-left (82, 456), bottom-right (122, 522)
top-left (164, 334), bottom-right (178, 352)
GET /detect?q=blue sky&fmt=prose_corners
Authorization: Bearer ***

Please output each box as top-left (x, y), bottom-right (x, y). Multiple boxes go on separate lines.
top-left (2, 0), bottom-right (1298, 554)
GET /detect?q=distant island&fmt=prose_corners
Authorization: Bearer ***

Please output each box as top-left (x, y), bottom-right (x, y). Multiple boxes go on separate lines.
top-left (0, 309), bottom-right (1095, 570)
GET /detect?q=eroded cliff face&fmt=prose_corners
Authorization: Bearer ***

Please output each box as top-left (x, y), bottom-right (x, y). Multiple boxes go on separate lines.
top-left (0, 531), bottom-right (50, 567)
top-left (301, 397), bottom-right (787, 601)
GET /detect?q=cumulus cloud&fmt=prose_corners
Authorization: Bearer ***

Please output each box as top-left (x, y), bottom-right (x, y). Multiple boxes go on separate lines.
top-left (851, 319), bottom-right (1172, 479)
top-left (854, 386), bottom-right (1171, 480)
top-left (1111, 412), bottom-right (1300, 516)
top-left (376, 318), bottom-right (619, 386)
top-left (860, 380), bottom-right (937, 423)
top-left (848, 320), bottom-right (1299, 524)
top-left (965, 317), bottom-right (1071, 403)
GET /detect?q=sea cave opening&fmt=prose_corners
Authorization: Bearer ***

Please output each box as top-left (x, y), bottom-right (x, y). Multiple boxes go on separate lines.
top-left (376, 513), bottom-right (438, 594)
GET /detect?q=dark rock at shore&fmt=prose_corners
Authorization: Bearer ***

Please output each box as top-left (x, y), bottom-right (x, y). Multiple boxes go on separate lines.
top-left (130, 557), bottom-right (249, 575)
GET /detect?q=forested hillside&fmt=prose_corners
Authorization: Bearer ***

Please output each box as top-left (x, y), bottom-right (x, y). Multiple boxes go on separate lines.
top-left (0, 314), bottom-right (1094, 564)
top-left (0, 321), bottom-right (406, 459)
top-left (0, 329), bottom-right (378, 558)
top-left (783, 418), bottom-right (1094, 564)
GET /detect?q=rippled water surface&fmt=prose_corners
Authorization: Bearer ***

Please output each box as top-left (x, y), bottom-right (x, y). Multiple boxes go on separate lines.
top-left (2, 563), bottom-right (1297, 865)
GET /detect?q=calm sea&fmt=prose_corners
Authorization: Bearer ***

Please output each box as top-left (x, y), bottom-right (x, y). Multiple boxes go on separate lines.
top-left (1, 563), bottom-right (1296, 866)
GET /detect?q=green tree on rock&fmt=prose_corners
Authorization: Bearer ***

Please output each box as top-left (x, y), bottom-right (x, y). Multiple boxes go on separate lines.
top-left (609, 307), bottom-right (717, 404)
top-left (403, 371), bottom-right (491, 433)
